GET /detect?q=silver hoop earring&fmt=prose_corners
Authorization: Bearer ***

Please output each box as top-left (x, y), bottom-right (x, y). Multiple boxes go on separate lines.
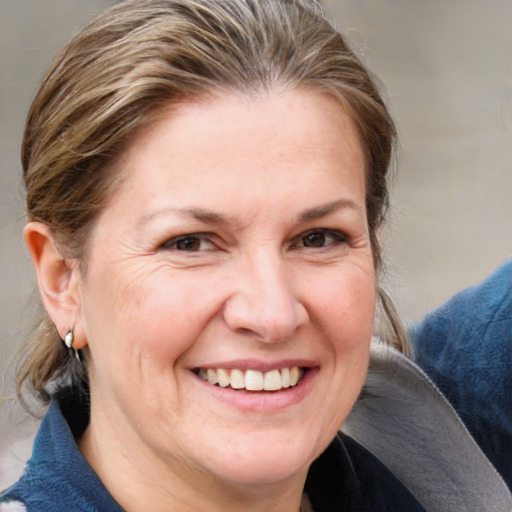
top-left (63, 326), bottom-right (81, 362)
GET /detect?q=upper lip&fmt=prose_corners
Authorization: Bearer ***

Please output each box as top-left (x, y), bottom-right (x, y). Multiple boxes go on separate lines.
top-left (190, 359), bottom-right (318, 372)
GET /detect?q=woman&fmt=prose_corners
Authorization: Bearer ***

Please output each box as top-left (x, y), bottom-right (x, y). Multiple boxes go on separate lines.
top-left (1, 1), bottom-right (510, 511)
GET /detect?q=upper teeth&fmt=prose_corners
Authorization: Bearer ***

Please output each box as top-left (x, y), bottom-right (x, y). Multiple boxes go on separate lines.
top-left (197, 367), bottom-right (303, 391)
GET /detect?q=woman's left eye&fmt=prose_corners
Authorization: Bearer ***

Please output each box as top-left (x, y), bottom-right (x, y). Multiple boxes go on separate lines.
top-left (300, 229), bottom-right (346, 248)
top-left (160, 234), bottom-right (215, 252)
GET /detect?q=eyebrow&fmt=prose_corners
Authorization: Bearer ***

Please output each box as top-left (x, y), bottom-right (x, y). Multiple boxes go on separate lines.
top-left (298, 199), bottom-right (362, 222)
top-left (137, 199), bottom-right (361, 229)
top-left (137, 207), bottom-right (228, 228)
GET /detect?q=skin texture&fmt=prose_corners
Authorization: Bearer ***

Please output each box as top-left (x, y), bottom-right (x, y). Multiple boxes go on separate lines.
top-left (25, 89), bottom-right (376, 512)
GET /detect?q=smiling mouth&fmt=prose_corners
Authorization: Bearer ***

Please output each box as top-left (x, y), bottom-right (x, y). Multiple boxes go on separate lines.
top-left (194, 367), bottom-right (306, 392)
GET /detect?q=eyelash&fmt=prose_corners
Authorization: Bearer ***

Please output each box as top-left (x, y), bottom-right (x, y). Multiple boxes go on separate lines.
top-left (159, 229), bottom-right (347, 252)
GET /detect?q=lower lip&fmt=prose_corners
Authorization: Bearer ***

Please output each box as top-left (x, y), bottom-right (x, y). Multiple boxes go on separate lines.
top-left (192, 368), bottom-right (318, 412)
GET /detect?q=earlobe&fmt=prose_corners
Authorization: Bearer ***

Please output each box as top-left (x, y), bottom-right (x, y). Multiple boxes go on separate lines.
top-left (24, 222), bottom-right (84, 344)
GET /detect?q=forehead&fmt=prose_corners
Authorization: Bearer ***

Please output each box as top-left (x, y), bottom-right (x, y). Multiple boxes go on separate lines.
top-left (108, 89), bottom-right (366, 218)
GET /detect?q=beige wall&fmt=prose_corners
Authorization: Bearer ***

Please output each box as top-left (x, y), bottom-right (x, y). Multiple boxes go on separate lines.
top-left (1, 0), bottom-right (511, 487)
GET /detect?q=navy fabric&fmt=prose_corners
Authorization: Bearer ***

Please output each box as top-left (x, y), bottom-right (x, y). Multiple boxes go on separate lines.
top-left (1, 388), bottom-right (425, 511)
top-left (305, 434), bottom-right (425, 511)
top-left (1, 395), bottom-right (123, 512)
top-left (410, 258), bottom-right (512, 490)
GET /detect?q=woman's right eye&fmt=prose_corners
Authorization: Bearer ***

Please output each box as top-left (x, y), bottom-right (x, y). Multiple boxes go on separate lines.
top-left (160, 234), bottom-right (215, 252)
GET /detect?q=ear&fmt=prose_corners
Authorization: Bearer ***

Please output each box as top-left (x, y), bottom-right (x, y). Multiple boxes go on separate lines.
top-left (24, 222), bottom-right (86, 347)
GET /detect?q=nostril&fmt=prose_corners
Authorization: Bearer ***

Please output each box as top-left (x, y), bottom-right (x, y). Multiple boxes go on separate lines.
top-left (234, 326), bottom-right (258, 338)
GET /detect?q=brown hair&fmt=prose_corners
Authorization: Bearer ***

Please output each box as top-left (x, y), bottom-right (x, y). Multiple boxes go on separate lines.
top-left (17, 0), bottom-right (403, 406)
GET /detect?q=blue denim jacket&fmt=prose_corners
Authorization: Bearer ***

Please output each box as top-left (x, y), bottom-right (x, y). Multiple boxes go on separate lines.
top-left (410, 257), bottom-right (512, 490)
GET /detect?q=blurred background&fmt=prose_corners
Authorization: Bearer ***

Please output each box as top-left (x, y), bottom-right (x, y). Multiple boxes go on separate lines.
top-left (1, 0), bottom-right (511, 490)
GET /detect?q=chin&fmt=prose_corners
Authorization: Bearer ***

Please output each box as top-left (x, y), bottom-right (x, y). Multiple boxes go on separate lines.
top-left (214, 456), bottom-right (308, 488)
top-left (197, 428), bottom-right (324, 488)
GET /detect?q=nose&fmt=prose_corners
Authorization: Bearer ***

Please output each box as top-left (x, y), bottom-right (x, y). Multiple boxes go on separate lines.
top-left (223, 251), bottom-right (309, 342)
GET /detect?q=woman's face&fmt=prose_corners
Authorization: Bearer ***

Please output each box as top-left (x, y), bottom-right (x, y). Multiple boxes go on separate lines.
top-left (76, 89), bottom-right (375, 494)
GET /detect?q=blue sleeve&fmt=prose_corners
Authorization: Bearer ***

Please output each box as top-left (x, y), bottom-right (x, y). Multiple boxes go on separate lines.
top-left (410, 258), bottom-right (512, 489)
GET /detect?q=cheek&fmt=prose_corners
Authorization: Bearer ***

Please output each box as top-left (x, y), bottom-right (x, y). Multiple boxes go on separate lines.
top-left (81, 268), bottom-right (192, 379)
top-left (308, 263), bottom-right (376, 347)
top-left (301, 265), bottom-right (375, 445)
top-left (98, 268), bottom-right (229, 372)
top-left (81, 269), bottom-right (213, 428)
top-left (121, 278), bottom-right (205, 362)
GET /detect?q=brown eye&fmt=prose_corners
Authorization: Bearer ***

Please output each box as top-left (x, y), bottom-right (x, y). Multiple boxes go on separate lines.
top-left (303, 232), bottom-right (326, 248)
top-left (300, 229), bottom-right (346, 249)
top-left (160, 234), bottom-right (215, 252)
top-left (176, 237), bottom-right (201, 251)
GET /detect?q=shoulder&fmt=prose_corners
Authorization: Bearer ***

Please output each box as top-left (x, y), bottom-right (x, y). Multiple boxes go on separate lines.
top-left (1, 467), bottom-right (82, 512)
top-left (2, 390), bottom-right (123, 512)
top-left (410, 258), bottom-right (512, 488)
top-left (411, 257), bottom-right (512, 397)
top-left (344, 342), bottom-right (512, 511)
top-left (306, 431), bottom-right (426, 511)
